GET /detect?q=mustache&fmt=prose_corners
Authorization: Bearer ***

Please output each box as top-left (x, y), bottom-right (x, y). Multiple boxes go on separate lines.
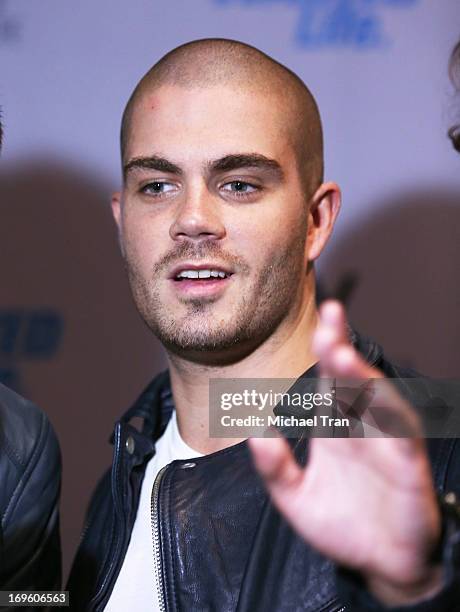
top-left (152, 241), bottom-right (251, 276)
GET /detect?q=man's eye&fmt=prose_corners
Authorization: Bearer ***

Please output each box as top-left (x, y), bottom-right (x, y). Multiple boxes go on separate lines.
top-left (221, 181), bottom-right (258, 196)
top-left (141, 181), bottom-right (177, 196)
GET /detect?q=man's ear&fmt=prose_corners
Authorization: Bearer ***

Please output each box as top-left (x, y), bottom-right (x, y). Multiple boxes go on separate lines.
top-left (306, 181), bottom-right (341, 262)
top-left (111, 192), bottom-right (126, 255)
top-left (111, 192), bottom-right (122, 230)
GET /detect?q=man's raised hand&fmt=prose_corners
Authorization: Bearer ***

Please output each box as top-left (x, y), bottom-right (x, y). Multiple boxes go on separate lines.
top-left (249, 300), bottom-right (443, 606)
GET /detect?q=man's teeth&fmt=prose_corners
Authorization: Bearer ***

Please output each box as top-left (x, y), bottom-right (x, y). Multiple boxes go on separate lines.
top-left (176, 269), bottom-right (229, 279)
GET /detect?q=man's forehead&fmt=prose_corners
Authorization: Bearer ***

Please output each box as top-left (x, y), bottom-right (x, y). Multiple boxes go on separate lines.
top-left (120, 40), bottom-right (324, 191)
top-left (126, 84), bottom-right (296, 158)
top-left (132, 83), bottom-right (286, 119)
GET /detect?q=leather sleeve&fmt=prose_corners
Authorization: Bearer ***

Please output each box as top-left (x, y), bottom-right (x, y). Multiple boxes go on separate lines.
top-left (0, 384), bottom-right (62, 598)
top-left (335, 440), bottom-right (460, 611)
top-left (336, 543), bottom-right (460, 612)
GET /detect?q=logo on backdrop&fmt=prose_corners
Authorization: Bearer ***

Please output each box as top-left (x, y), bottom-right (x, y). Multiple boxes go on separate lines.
top-left (0, 0), bottom-right (20, 44)
top-left (0, 309), bottom-right (63, 392)
top-left (214, 0), bottom-right (420, 48)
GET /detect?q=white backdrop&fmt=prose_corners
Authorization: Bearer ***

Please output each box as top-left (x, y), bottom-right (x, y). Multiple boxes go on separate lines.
top-left (1, 1), bottom-right (459, 207)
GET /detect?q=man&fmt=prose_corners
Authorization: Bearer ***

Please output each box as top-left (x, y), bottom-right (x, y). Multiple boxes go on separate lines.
top-left (0, 116), bottom-right (62, 595)
top-left (68, 39), bottom-right (460, 611)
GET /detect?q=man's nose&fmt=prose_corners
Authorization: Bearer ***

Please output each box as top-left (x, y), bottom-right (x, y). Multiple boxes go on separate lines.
top-left (169, 184), bottom-right (226, 242)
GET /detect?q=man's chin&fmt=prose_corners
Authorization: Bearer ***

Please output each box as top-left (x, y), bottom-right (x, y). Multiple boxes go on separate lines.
top-left (152, 315), bottom-right (278, 365)
top-left (160, 327), bottom-right (237, 353)
top-left (152, 319), bottom-right (254, 360)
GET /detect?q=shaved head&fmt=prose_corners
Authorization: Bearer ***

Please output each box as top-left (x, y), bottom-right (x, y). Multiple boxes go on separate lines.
top-left (120, 38), bottom-right (324, 192)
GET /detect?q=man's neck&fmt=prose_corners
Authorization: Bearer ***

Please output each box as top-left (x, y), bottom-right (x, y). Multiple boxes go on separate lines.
top-left (166, 291), bottom-right (319, 455)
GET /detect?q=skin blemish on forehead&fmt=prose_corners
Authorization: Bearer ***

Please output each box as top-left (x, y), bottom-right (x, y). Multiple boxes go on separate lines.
top-left (141, 94), bottom-right (158, 111)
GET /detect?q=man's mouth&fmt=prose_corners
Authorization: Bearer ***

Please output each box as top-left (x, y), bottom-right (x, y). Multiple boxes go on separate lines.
top-left (169, 262), bottom-right (234, 281)
top-left (169, 264), bottom-right (234, 298)
top-left (174, 268), bottom-right (232, 281)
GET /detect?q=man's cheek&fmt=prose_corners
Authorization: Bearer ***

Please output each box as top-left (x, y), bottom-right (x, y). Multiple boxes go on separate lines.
top-left (124, 228), bottom-right (153, 267)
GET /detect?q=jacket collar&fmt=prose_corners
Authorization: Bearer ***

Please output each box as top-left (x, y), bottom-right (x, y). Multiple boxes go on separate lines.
top-left (115, 329), bottom-right (383, 442)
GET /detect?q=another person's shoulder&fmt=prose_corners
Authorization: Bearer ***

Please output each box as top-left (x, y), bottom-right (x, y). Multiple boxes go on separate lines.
top-left (0, 382), bottom-right (60, 464)
top-left (0, 382), bottom-right (61, 518)
top-left (0, 383), bottom-right (62, 590)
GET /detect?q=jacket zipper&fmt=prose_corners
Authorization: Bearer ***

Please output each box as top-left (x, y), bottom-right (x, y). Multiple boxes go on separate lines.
top-left (318, 599), bottom-right (346, 612)
top-left (148, 466), bottom-right (346, 612)
top-left (151, 464), bottom-right (169, 612)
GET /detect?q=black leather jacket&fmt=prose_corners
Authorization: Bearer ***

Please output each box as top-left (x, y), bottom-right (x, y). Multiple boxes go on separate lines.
top-left (68, 334), bottom-right (460, 611)
top-left (0, 383), bottom-right (61, 597)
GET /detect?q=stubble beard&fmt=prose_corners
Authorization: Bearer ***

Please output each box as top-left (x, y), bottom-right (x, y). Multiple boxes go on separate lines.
top-left (123, 228), bottom-right (308, 360)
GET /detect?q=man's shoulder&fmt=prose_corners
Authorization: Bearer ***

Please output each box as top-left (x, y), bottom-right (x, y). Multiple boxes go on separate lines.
top-left (353, 328), bottom-right (427, 379)
top-left (360, 334), bottom-right (460, 494)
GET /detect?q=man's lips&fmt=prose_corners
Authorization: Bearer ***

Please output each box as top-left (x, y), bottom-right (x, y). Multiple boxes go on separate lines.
top-left (168, 262), bottom-right (234, 280)
top-left (168, 262), bottom-right (234, 298)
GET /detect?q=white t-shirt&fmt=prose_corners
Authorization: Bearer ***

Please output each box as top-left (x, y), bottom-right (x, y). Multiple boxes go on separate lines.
top-left (105, 411), bottom-right (203, 611)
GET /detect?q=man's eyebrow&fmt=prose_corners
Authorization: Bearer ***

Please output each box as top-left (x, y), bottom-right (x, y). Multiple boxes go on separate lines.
top-left (209, 154), bottom-right (284, 179)
top-left (123, 153), bottom-right (284, 181)
top-left (123, 156), bottom-right (183, 179)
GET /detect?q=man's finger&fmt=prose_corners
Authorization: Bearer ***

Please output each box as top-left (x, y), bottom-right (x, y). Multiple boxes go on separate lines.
top-left (314, 300), bottom-right (353, 377)
top-left (312, 300), bottom-right (423, 439)
top-left (329, 344), bottom-right (382, 380)
top-left (319, 299), bottom-right (348, 340)
top-left (314, 300), bottom-right (382, 380)
top-left (248, 436), bottom-right (304, 512)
